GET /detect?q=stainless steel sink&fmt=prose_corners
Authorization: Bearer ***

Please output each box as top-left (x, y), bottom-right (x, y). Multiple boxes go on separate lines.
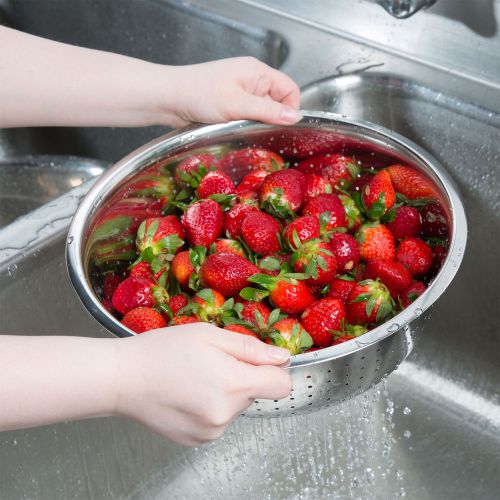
top-left (0, 0), bottom-right (499, 499)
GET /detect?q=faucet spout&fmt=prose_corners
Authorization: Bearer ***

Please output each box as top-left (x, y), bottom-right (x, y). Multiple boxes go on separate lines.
top-left (376, 0), bottom-right (437, 18)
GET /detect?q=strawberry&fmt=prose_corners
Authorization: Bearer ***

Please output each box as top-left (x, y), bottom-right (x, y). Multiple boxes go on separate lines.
top-left (303, 194), bottom-right (347, 233)
top-left (361, 169), bottom-right (396, 220)
top-left (171, 250), bottom-right (195, 291)
top-left (346, 279), bottom-right (394, 325)
top-left (217, 147), bottom-right (284, 184)
top-left (199, 252), bottom-right (259, 297)
top-left (400, 281), bottom-right (426, 308)
top-left (331, 324), bottom-right (368, 345)
top-left (237, 189), bottom-right (260, 203)
top-left (396, 237), bottom-right (433, 276)
top-left (224, 324), bottom-right (260, 339)
top-left (283, 216), bottom-right (321, 249)
top-left (245, 272), bottom-right (314, 314)
top-left (301, 298), bottom-right (346, 347)
top-left (102, 272), bottom-right (124, 301)
top-left (136, 216), bottom-right (185, 256)
top-left (304, 173), bottom-right (333, 201)
top-left (260, 169), bottom-right (307, 218)
top-left (223, 202), bottom-right (259, 239)
top-left (329, 233), bottom-right (360, 273)
top-left (130, 261), bottom-right (168, 288)
top-left (386, 206), bottom-right (422, 240)
top-left (420, 202), bottom-right (448, 238)
top-left (213, 238), bottom-right (246, 257)
top-left (351, 173), bottom-right (373, 193)
top-left (267, 318), bottom-right (313, 355)
top-left (386, 165), bottom-right (440, 200)
top-left (122, 307), bottom-right (166, 333)
top-left (169, 315), bottom-right (199, 326)
top-left (338, 193), bottom-right (363, 232)
top-left (430, 243), bottom-right (448, 274)
top-left (168, 294), bottom-right (189, 316)
top-left (241, 211), bottom-right (281, 255)
top-left (327, 276), bottom-right (357, 303)
top-left (182, 199), bottom-right (223, 248)
top-left (355, 222), bottom-right (395, 262)
top-left (237, 300), bottom-right (271, 328)
top-left (291, 240), bottom-right (337, 285)
top-left (197, 171), bottom-right (236, 199)
top-left (296, 154), bottom-right (359, 189)
top-left (112, 276), bottom-right (168, 315)
top-left (175, 154), bottom-right (215, 186)
top-left (363, 260), bottom-right (413, 298)
top-left (236, 170), bottom-right (269, 194)
top-left (190, 288), bottom-right (230, 324)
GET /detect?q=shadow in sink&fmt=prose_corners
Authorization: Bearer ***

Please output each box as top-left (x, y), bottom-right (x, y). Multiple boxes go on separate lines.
top-left (302, 71), bottom-right (500, 401)
top-left (0, 0), bottom-right (288, 162)
top-left (0, 155), bottom-right (108, 228)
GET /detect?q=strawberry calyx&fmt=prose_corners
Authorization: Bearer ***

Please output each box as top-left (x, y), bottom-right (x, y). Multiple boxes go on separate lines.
top-left (290, 239), bottom-right (334, 281)
top-left (240, 270), bottom-right (309, 301)
top-left (186, 245), bottom-right (207, 291)
top-left (350, 279), bottom-right (395, 323)
top-left (330, 318), bottom-right (368, 339)
top-left (268, 319), bottom-right (313, 355)
top-left (180, 288), bottom-right (236, 324)
top-left (261, 187), bottom-right (297, 220)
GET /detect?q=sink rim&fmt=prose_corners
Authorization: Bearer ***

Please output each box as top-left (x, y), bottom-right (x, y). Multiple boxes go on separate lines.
top-left (66, 110), bottom-right (467, 368)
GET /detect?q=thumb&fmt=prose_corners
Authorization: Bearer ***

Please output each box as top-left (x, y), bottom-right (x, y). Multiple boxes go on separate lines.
top-left (236, 93), bottom-right (302, 125)
top-left (209, 329), bottom-right (290, 366)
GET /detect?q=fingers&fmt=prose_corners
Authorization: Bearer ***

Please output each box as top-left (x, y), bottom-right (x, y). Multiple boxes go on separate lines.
top-left (208, 328), bottom-right (290, 366)
top-left (238, 364), bottom-right (293, 400)
top-left (266, 67), bottom-right (301, 110)
top-left (236, 92), bottom-right (302, 125)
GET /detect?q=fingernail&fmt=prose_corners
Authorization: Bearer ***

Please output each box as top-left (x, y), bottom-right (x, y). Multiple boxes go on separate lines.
top-left (267, 346), bottom-right (290, 361)
top-left (279, 106), bottom-right (302, 124)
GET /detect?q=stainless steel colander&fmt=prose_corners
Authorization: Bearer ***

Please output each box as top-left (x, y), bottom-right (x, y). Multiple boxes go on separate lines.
top-left (66, 112), bottom-right (467, 417)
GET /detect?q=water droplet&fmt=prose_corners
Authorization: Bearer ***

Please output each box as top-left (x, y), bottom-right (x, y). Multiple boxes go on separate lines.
top-left (403, 407), bottom-right (411, 415)
top-left (403, 430), bottom-right (411, 439)
top-left (67, 236), bottom-right (74, 245)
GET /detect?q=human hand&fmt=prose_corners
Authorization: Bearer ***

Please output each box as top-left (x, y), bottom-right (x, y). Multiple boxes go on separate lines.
top-left (113, 323), bottom-right (291, 446)
top-left (155, 57), bottom-right (301, 128)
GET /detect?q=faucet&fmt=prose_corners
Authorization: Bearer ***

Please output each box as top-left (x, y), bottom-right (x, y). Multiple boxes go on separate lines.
top-left (375, 0), bottom-right (437, 18)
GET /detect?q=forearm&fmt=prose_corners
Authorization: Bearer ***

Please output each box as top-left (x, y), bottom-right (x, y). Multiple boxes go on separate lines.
top-left (0, 26), bottom-right (178, 128)
top-left (0, 335), bottom-right (117, 431)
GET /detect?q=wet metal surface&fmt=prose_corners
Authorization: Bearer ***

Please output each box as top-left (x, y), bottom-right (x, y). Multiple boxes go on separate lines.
top-left (0, 0), bottom-right (499, 499)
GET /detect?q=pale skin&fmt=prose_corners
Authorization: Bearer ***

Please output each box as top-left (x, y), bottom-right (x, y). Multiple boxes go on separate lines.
top-left (0, 26), bottom-right (300, 446)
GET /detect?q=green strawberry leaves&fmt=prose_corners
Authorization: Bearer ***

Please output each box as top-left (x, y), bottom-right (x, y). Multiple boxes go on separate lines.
top-left (239, 287), bottom-right (270, 301)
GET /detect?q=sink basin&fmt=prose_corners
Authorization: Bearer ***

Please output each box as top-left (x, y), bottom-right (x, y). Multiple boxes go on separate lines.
top-left (0, 0), bottom-right (287, 162)
top-left (0, 1), bottom-right (499, 499)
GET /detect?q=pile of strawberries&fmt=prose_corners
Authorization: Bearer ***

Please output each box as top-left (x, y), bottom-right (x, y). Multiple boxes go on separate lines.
top-left (99, 144), bottom-right (449, 354)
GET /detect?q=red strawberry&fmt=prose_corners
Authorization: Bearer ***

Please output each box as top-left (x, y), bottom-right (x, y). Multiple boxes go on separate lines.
top-left (283, 216), bottom-right (321, 249)
top-left (292, 240), bottom-right (338, 285)
top-left (217, 148), bottom-right (284, 184)
top-left (199, 252), bottom-right (259, 297)
top-left (386, 165), bottom-right (440, 200)
top-left (260, 169), bottom-right (307, 218)
top-left (361, 169), bottom-right (396, 220)
top-left (223, 202), bottom-right (259, 239)
top-left (238, 301), bottom-right (271, 328)
top-left (327, 276), bottom-right (357, 303)
top-left (236, 170), bottom-right (269, 194)
top-left (351, 173), bottom-right (373, 193)
top-left (246, 273), bottom-right (314, 314)
top-left (168, 294), bottom-right (189, 316)
top-left (363, 260), bottom-right (413, 298)
top-left (130, 261), bottom-right (169, 288)
top-left (214, 238), bottom-right (246, 257)
top-left (268, 318), bottom-right (313, 355)
top-left (347, 279), bottom-right (394, 324)
top-left (191, 288), bottom-right (227, 323)
top-left (338, 193), bottom-right (363, 232)
top-left (169, 316), bottom-right (199, 326)
top-left (400, 281), bottom-right (426, 308)
top-left (237, 189), bottom-right (260, 203)
top-left (430, 243), bottom-right (448, 274)
top-left (197, 171), bottom-right (236, 199)
top-left (136, 216), bottom-right (185, 256)
top-left (112, 276), bottom-right (168, 315)
top-left (304, 173), bottom-right (333, 201)
top-left (241, 211), bottom-right (281, 255)
top-left (420, 202), bottom-right (448, 238)
top-left (102, 272), bottom-right (124, 301)
top-left (301, 298), bottom-right (346, 347)
top-left (171, 250), bottom-right (196, 291)
top-left (396, 237), bottom-right (433, 276)
top-left (303, 194), bottom-right (347, 233)
top-left (386, 206), bottom-right (422, 239)
top-left (175, 154), bottom-right (215, 186)
top-left (182, 199), bottom-right (223, 248)
top-left (224, 324), bottom-right (260, 339)
top-left (122, 307), bottom-right (166, 333)
top-left (329, 233), bottom-right (360, 273)
top-left (355, 222), bottom-right (395, 262)
top-left (296, 154), bottom-right (359, 189)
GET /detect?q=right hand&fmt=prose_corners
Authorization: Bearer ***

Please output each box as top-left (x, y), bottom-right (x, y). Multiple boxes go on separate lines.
top-left (113, 323), bottom-right (292, 446)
